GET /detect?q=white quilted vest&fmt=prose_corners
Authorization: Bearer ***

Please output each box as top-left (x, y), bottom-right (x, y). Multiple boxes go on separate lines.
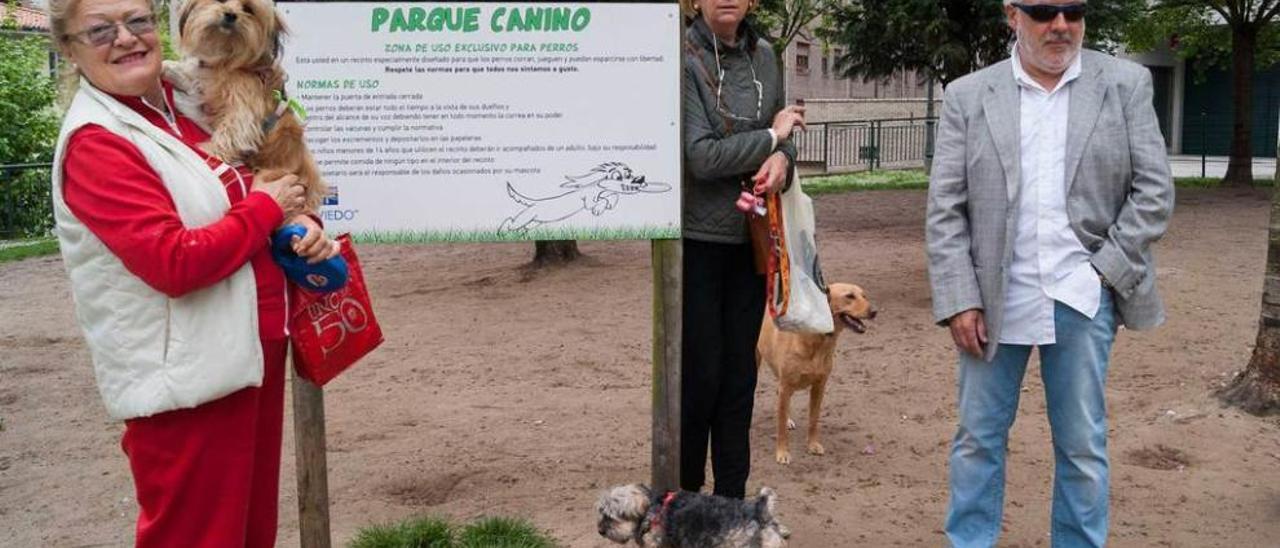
top-left (51, 81), bottom-right (262, 420)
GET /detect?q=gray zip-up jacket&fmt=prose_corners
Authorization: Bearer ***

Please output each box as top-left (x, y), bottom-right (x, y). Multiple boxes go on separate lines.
top-left (683, 18), bottom-right (795, 244)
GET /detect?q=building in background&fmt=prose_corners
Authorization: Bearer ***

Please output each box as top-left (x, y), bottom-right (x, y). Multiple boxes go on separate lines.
top-left (1, 1), bottom-right (55, 77)
top-left (1, 2), bottom-right (49, 36)
top-left (1122, 42), bottom-right (1191, 156)
top-left (777, 17), bottom-right (1274, 159)
top-left (1120, 9), bottom-right (1280, 159)
top-left (1121, 39), bottom-right (1274, 158)
top-left (781, 30), bottom-right (941, 124)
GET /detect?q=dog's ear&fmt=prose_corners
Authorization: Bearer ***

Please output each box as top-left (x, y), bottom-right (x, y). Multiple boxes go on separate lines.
top-left (601, 484), bottom-right (652, 520)
top-left (269, 5), bottom-right (290, 62)
top-left (176, 0), bottom-right (195, 40)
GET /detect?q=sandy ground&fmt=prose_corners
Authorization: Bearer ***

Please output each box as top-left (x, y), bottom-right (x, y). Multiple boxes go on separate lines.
top-left (2, 187), bottom-right (1279, 548)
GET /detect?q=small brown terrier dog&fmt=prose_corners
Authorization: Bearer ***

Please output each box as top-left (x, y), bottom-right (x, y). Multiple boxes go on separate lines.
top-left (169, 0), bottom-right (325, 211)
top-left (757, 283), bottom-right (877, 464)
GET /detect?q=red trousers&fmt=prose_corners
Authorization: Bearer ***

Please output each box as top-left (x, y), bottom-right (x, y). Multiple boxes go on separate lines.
top-left (121, 339), bottom-right (288, 548)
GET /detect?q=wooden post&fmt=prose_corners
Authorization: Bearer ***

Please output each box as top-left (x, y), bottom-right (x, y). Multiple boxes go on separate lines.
top-left (292, 363), bottom-right (332, 548)
top-left (924, 75), bottom-right (936, 175)
top-left (651, 238), bottom-right (682, 492)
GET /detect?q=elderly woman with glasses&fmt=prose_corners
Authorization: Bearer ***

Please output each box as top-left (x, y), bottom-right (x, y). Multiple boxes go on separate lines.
top-left (47, 0), bottom-right (337, 544)
top-left (679, 0), bottom-right (805, 499)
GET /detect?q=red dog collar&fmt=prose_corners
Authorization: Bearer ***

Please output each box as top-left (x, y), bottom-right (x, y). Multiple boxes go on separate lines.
top-left (649, 491), bottom-right (678, 535)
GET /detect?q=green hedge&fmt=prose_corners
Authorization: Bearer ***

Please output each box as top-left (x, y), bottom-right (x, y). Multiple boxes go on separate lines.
top-left (1, 3), bottom-right (60, 238)
top-left (1, 166), bottom-right (54, 238)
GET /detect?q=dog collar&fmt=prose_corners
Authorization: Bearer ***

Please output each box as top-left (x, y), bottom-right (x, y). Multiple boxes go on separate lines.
top-left (262, 89), bottom-right (307, 134)
top-left (648, 491), bottom-right (678, 536)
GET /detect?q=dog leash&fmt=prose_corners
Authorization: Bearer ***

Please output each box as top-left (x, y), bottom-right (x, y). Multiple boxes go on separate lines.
top-left (765, 191), bottom-right (791, 318)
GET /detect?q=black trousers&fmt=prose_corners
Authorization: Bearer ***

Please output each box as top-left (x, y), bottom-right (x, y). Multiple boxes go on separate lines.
top-left (680, 238), bottom-right (765, 499)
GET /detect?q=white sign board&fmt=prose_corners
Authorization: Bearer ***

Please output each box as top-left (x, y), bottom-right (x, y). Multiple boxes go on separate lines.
top-left (279, 2), bottom-right (682, 242)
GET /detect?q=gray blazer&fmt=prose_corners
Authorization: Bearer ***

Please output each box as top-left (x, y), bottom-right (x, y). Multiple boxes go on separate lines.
top-left (925, 50), bottom-right (1174, 360)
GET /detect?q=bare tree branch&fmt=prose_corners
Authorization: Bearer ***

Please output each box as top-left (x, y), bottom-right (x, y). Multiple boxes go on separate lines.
top-left (1260, 0), bottom-right (1280, 24)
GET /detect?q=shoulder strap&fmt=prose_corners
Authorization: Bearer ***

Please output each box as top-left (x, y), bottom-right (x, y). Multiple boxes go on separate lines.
top-left (684, 37), bottom-right (738, 132)
top-left (684, 37), bottom-right (719, 90)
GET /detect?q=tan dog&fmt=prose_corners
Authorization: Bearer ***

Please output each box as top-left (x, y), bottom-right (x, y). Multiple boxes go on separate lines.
top-left (169, 0), bottom-right (325, 212)
top-left (757, 283), bottom-right (877, 464)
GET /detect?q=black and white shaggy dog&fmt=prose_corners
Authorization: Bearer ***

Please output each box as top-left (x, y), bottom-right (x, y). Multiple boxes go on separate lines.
top-left (595, 484), bottom-right (788, 547)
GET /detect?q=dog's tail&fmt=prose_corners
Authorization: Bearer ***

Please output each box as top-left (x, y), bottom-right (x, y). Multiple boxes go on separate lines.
top-left (506, 182), bottom-right (536, 206)
top-left (754, 486), bottom-right (779, 522)
top-left (755, 487), bottom-right (792, 540)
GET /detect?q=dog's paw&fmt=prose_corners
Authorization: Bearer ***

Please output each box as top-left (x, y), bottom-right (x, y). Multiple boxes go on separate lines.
top-left (775, 448), bottom-right (791, 465)
top-left (786, 419), bottom-right (796, 430)
top-left (201, 136), bottom-right (240, 163)
top-left (161, 59), bottom-right (195, 92)
top-left (198, 140), bottom-right (224, 159)
top-left (806, 441), bottom-right (825, 456)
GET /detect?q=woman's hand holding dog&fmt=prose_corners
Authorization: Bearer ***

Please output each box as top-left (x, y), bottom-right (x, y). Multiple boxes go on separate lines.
top-left (251, 174), bottom-right (338, 263)
top-left (288, 215), bottom-right (341, 264)
top-left (771, 105), bottom-right (806, 141)
top-left (252, 173), bottom-right (306, 217)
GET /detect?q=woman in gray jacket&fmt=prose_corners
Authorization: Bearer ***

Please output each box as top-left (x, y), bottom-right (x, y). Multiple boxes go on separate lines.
top-left (680, 0), bottom-right (805, 499)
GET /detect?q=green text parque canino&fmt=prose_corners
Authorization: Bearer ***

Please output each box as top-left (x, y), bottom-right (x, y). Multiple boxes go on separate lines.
top-left (370, 7), bottom-right (591, 33)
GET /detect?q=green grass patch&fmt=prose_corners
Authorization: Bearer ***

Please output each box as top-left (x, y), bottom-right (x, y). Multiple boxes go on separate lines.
top-left (0, 238), bottom-right (59, 263)
top-left (349, 516), bottom-right (556, 548)
top-left (1174, 177), bottom-right (1275, 188)
top-left (352, 224), bottom-right (678, 244)
top-left (457, 517), bottom-right (557, 548)
top-left (1175, 177), bottom-right (1222, 188)
top-left (801, 170), bottom-right (929, 195)
top-left (349, 516), bottom-right (454, 548)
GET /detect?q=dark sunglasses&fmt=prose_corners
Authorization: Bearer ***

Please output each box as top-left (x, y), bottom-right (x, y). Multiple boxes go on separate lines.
top-left (1011, 3), bottom-right (1086, 23)
top-left (67, 13), bottom-right (157, 47)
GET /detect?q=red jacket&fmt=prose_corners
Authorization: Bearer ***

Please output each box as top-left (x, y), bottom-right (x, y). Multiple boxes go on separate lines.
top-left (61, 82), bottom-right (287, 340)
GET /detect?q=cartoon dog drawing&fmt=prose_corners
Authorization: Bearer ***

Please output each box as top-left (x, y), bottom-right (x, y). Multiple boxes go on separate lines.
top-left (499, 162), bottom-right (671, 234)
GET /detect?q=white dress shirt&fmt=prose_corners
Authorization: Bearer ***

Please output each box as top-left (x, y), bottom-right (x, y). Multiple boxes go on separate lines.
top-left (1000, 47), bottom-right (1101, 345)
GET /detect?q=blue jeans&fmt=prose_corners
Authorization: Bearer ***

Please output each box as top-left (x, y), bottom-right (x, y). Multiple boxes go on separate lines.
top-left (945, 292), bottom-right (1118, 548)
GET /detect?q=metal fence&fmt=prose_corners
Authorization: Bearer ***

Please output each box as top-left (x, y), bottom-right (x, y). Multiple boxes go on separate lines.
top-left (793, 117), bottom-right (938, 173)
top-left (1165, 109), bottom-right (1275, 179)
top-left (1, 163), bottom-right (54, 240)
top-left (1182, 110), bottom-right (1278, 160)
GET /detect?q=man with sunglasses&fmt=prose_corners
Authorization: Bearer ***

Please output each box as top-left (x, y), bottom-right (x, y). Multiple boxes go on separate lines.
top-left (926, 1), bottom-right (1174, 546)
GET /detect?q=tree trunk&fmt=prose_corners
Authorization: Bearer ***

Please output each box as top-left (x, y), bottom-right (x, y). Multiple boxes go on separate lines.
top-left (1223, 26), bottom-right (1257, 187)
top-left (531, 240), bottom-right (581, 267)
top-left (1217, 180), bottom-right (1280, 414)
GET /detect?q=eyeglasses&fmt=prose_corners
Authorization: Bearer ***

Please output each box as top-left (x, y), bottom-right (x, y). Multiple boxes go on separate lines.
top-left (1011, 3), bottom-right (1086, 23)
top-left (66, 13), bottom-right (157, 47)
top-left (711, 37), bottom-right (763, 122)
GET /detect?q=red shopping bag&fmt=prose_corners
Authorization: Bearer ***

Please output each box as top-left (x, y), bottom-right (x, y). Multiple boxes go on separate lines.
top-left (288, 234), bottom-right (383, 386)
